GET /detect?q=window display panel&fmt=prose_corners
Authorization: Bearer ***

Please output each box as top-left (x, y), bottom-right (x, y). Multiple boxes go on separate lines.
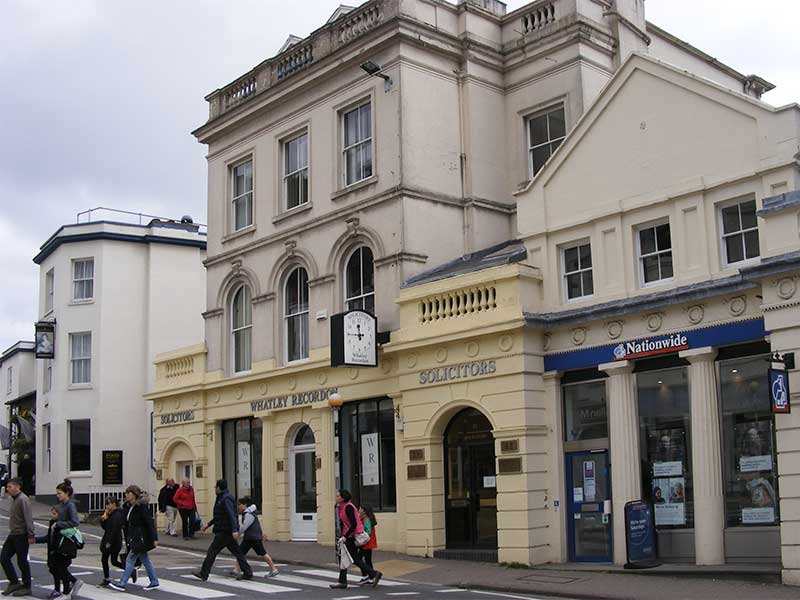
top-left (563, 380), bottom-right (608, 441)
top-left (720, 355), bottom-right (779, 526)
top-left (638, 367), bottom-right (693, 528)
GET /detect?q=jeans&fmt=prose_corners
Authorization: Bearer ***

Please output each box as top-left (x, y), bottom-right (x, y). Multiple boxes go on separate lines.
top-left (119, 551), bottom-right (158, 587)
top-left (0, 534), bottom-right (30, 587)
top-left (179, 509), bottom-right (195, 537)
top-left (165, 506), bottom-right (178, 536)
top-left (200, 533), bottom-right (251, 579)
top-left (338, 538), bottom-right (376, 584)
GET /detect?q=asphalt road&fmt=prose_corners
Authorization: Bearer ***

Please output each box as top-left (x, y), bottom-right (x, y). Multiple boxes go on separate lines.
top-left (0, 516), bottom-right (562, 600)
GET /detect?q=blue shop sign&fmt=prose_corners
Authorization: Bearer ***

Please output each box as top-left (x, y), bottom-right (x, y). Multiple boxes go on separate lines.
top-left (545, 318), bottom-right (766, 372)
top-left (624, 500), bottom-right (659, 568)
top-left (770, 368), bottom-right (791, 414)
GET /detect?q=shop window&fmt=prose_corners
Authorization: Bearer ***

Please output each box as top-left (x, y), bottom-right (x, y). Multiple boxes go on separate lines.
top-left (340, 397), bottom-right (396, 511)
top-left (563, 380), bottom-right (608, 441)
top-left (720, 198), bottom-right (759, 265)
top-left (720, 355), bottom-right (779, 526)
top-left (637, 367), bottom-right (693, 529)
top-left (222, 417), bottom-right (263, 509)
top-left (68, 419), bottom-right (91, 473)
top-left (345, 246), bottom-right (375, 312)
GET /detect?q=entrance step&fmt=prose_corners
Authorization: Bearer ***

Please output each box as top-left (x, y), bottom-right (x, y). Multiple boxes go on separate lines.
top-left (433, 549), bottom-right (498, 563)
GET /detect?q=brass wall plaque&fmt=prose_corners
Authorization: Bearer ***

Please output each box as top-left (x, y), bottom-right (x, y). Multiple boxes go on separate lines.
top-left (409, 448), bottom-right (425, 462)
top-left (315, 457), bottom-right (322, 470)
top-left (156, 469), bottom-right (163, 481)
top-left (497, 457), bottom-right (522, 474)
top-left (407, 464), bottom-right (427, 479)
top-left (500, 439), bottom-right (519, 453)
top-left (195, 465), bottom-right (204, 479)
top-left (276, 460), bottom-right (285, 472)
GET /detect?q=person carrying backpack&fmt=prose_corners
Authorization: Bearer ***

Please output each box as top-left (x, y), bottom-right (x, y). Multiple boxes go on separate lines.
top-left (228, 498), bottom-right (278, 579)
top-left (53, 480), bottom-right (82, 598)
top-left (99, 498), bottom-right (125, 586)
top-left (108, 486), bottom-right (159, 591)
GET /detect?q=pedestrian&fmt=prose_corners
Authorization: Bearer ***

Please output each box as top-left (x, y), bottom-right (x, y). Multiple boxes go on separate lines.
top-left (173, 479), bottom-right (197, 540)
top-left (108, 485), bottom-right (159, 591)
top-left (99, 497), bottom-right (125, 586)
top-left (228, 497), bottom-right (278, 579)
top-left (34, 507), bottom-right (72, 598)
top-left (357, 504), bottom-right (377, 585)
top-left (330, 490), bottom-right (381, 589)
top-left (0, 478), bottom-right (34, 597)
top-left (53, 479), bottom-right (82, 598)
top-left (192, 479), bottom-right (252, 582)
top-left (157, 479), bottom-right (179, 537)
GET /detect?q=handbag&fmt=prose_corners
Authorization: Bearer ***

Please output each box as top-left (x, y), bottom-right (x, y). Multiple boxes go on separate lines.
top-left (336, 539), bottom-right (353, 570)
top-left (354, 531), bottom-right (370, 547)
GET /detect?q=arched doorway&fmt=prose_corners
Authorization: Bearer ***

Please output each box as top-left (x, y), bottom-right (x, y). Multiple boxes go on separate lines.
top-left (444, 408), bottom-right (497, 550)
top-left (289, 424), bottom-right (317, 541)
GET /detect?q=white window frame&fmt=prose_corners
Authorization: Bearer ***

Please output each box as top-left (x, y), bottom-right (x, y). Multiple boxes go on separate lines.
top-left (283, 131), bottom-right (309, 210)
top-left (636, 220), bottom-right (674, 287)
top-left (67, 419), bottom-right (91, 474)
top-left (231, 285), bottom-right (252, 374)
top-left (43, 361), bottom-right (52, 394)
top-left (527, 105), bottom-right (566, 178)
top-left (344, 246), bottom-right (375, 312)
top-left (70, 332), bottom-right (92, 385)
top-left (231, 158), bottom-right (254, 232)
top-left (43, 423), bottom-right (51, 473)
top-left (6, 367), bottom-right (11, 395)
top-left (342, 102), bottom-right (373, 187)
top-left (72, 258), bottom-right (94, 301)
top-left (719, 197), bottom-right (760, 267)
top-left (561, 241), bottom-right (594, 302)
top-left (284, 267), bottom-right (309, 364)
top-left (45, 268), bottom-right (55, 313)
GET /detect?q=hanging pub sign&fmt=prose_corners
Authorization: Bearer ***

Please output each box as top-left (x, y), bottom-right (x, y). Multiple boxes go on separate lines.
top-left (330, 309), bottom-right (378, 367)
top-left (34, 321), bottom-right (55, 359)
top-left (769, 368), bottom-right (791, 414)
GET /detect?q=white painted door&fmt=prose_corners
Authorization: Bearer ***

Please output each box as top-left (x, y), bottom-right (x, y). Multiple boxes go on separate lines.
top-left (177, 461), bottom-right (193, 485)
top-left (289, 425), bottom-right (317, 540)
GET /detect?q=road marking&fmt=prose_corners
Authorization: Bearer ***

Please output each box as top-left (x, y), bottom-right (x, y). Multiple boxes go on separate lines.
top-left (184, 574), bottom-right (299, 594)
top-left (338, 596), bottom-right (369, 600)
top-left (39, 584), bottom-right (120, 600)
top-left (131, 578), bottom-right (233, 598)
top-left (436, 591), bottom-right (464, 594)
top-left (252, 572), bottom-right (331, 588)
top-left (165, 566), bottom-right (195, 570)
top-left (471, 590), bottom-right (545, 600)
top-left (296, 569), bottom-right (408, 586)
top-left (73, 572), bottom-right (94, 576)
top-left (387, 593), bottom-right (419, 597)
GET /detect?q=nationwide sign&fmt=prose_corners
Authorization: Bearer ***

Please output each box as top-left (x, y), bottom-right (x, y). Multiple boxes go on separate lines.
top-left (613, 333), bottom-right (689, 361)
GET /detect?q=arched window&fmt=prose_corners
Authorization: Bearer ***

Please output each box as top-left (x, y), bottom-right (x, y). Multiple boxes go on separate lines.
top-left (231, 285), bottom-right (252, 373)
top-left (344, 246), bottom-right (375, 312)
top-left (285, 267), bottom-right (309, 362)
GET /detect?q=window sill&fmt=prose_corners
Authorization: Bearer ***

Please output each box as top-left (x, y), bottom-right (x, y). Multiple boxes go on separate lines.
top-left (285, 358), bottom-right (311, 367)
top-left (69, 299), bottom-right (94, 306)
top-left (67, 471), bottom-right (92, 479)
top-left (222, 225), bottom-right (257, 244)
top-left (639, 277), bottom-right (674, 290)
top-left (724, 256), bottom-right (761, 271)
top-left (273, 202), bottom-right (313, 224)
top-left (68, 383), bottom-right (93, 391)
top-left (331, 175), bottom-right (378, 201)
top-left (564, 294), bottom-right (594, 304)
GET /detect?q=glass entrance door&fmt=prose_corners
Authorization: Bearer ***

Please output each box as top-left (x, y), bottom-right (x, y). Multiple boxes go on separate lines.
top-left (445, 409), bottom-right (497, 549)
top-left (566, 450), bottom-right (612, 562)
top-left (289, 425), bottom-right (317, 541)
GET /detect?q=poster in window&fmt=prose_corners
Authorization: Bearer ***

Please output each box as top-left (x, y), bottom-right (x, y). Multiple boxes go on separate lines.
top-left (652, 477), bottom-right (685, 526)
top-left (738, 474), bottom-right (777, 523)
top-left (650, 427), bottom-right (686, 465)
top-left (237, 442), bottom-right (251, 495)
top-left (583, 460), bottom-right (596, 501)
top-left (361, 432), bottom-right (380, 486)
top-left (736, 421), bottom-right (773, 473)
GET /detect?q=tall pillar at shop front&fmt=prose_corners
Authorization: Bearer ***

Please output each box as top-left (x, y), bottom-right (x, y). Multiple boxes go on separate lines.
top-left (680, 347), bottom-right (725, 565)
top-left (261, 416), bottom-right (276, 540)
top-left (316, 406), bottom-right (336, 545)
top-left (599, 360), bottom-right (641, 566)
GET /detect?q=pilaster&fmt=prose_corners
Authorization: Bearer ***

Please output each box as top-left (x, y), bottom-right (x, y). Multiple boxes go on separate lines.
top-left (680, 346), bottom-right (724, 565)
top-left (599, 360), bottom-right (640, 566)
top-left (261, 415), bottom-right (276, 539)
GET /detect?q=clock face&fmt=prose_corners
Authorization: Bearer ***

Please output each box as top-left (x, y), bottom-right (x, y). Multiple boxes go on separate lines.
top-left (343, 310), bottom-right (376, 366)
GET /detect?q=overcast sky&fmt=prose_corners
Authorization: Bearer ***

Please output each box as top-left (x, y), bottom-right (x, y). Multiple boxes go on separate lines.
top-left (1, 0), bottom-right (798, 352)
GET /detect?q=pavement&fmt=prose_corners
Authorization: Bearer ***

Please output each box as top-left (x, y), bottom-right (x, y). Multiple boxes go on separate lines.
top-left (1, 496), bottom-right (796, 600)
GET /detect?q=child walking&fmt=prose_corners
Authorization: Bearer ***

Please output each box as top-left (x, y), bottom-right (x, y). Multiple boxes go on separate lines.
top-left (99, 498), bottom-right (125, 586)
top-left (35, 507), bottom-right (71, 598)
top-left (229, 498), bottom-right (278, 579)
top-left (357, 505), bottom-right (377, 586)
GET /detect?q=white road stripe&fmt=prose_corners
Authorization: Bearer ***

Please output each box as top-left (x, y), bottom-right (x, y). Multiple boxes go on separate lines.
top-left (39, 584), bottom-right (123, 600)
top-left (72, 572), bottom-right (94, 576)
top-left (184, 574), bottom-right (299, 594)
top-left (387, 593), bottom-right (419, 597)
top-left (338, 596), bottom-right (369, 600)
top-left (296, 569), bottom-right (408, 586)
top-left (471, 590), bottom-right (545, 600)
top-left (436, 591), bottom-right (464, 594)
top-left (132, 578), bottom-right (233, 598)
top-left (252, 572), bottom-right (331, 588)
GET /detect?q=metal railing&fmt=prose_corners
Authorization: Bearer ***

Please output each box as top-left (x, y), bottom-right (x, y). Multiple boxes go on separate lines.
top-left (76, 206), bottom-right (207, 231)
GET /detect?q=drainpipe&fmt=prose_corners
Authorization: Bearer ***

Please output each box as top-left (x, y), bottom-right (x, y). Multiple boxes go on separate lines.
top-left (456, 61), bottom-right (472, 254)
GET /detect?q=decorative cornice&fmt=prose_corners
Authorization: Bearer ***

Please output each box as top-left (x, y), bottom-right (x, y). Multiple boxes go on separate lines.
top-left (202, 308), bottom-right (224, 320)
top-left (374, 252), bottom-right (428, 268)
top-left (308, 274), bottom-right (336, 288)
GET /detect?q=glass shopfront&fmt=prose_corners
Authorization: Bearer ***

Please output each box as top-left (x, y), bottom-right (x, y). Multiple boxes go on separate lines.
top-left (222, 417), bottom-right (263, 508)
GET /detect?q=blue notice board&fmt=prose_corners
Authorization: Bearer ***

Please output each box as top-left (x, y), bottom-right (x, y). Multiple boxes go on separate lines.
top-left (624, 500), bottom-right (659, 568)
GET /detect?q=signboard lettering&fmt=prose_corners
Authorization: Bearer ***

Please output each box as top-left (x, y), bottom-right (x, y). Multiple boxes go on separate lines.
top-left (250, 387), bottom-right (339, 414)
top-left (102, 450), bottom-right (123, 485)
top-left (613, 334), bottom-right (688, 361)
top-left (624, 500), bottom-right (659, 568)
top-left (160, 410), bottom-right (195, 425)
top-left (361, 433), bottom-right (379, 486)
top-left (418, 360), bottom-right (496, 385)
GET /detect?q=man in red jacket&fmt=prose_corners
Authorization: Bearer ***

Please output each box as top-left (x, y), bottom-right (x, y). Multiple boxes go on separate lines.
top-left (172, 480), bottom-right (197, 540)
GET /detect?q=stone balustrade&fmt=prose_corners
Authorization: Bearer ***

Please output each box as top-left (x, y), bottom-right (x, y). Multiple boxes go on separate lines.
top-left (277, 43), bottom-right (314, 80)
top-left (338, 2), bottom-right (384, 45)
top-left (153, 344), bottom-right (207, 391)
top-left (520, 1), bottom-right (557, 34)
top-left (419, 285), bottom-right (498, 324)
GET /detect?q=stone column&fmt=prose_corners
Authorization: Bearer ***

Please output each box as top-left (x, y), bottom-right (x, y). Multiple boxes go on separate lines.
top-left (260, 415), bottom-right (276, 539)
top-left (598, 360), bottom-right (641, 566)
top-left (680, 347), bottom-right (725, 565)
top-left (316, 406), bottom-right (336, 545)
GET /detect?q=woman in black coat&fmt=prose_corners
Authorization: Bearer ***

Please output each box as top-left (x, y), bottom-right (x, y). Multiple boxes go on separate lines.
top-left (99, 498), bottom-right (125, 585)
top-left (108, 486), bottom-right (159, 591)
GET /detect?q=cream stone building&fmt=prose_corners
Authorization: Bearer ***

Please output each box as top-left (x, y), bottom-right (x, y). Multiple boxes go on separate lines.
top-left (147, 0), bottom-right (800, 583)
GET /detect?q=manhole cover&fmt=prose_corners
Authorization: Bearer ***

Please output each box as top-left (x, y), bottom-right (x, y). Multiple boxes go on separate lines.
top-left (518, 573), bottom-right (582, 585)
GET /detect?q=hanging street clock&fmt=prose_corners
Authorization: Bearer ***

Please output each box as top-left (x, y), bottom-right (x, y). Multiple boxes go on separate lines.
top-left (330, 309), bottom-right (378, 367)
